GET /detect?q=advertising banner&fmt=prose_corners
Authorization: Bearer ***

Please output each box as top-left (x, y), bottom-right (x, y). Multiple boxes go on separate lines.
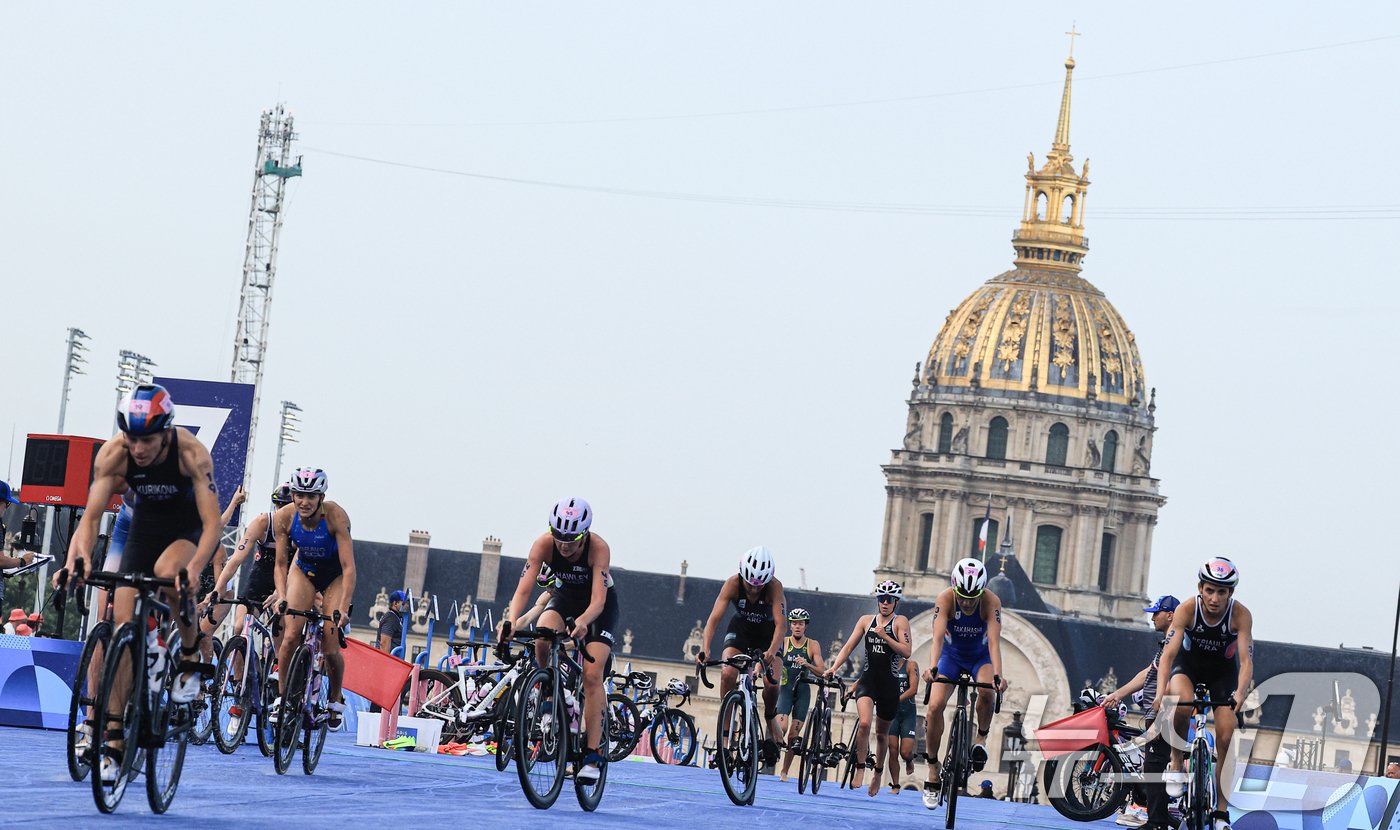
top-left (152, 377), bottom-right (255, 522)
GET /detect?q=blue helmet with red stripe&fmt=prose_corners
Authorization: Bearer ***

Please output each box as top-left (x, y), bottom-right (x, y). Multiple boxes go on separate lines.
top-left (117, 384), bottom-right (176, 436)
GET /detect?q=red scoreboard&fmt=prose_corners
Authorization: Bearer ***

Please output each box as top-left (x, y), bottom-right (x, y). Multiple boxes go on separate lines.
top-left (19, 434), bottom-right (123, 511)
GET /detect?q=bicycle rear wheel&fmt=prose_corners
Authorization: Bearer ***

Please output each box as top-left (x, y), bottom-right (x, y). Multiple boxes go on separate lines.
top-left (145, 642), bottom-right (191, 815)
top-left (213, 635), bottom-right (251, 754)
top-left (494, 677), bottom-right (518, 771)
top-left (273, 646), bottom-right (310, 775)
top-left (67, 620), bottom-right (111, 781)
top-left (838, 718), bottom-right (859, 789)
top-left (575, 691), bottom-right (610, 811)
top-left (650, 708), bottom-right (698, 766)
top-left (415, 669), bottom-right (463, 744)
top-left (716, 691), bottom-right (758, 806)
top-left (1045, 743), bottom-right (1127, 821)
top-left (302, 670), bottom-right (329, 775)
top-left (605, 693), bottom-right (640, 762)
top-left (515, 668), bottom-right (565, 809)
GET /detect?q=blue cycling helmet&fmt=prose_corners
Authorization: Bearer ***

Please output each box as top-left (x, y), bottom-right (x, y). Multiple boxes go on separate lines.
top-left (117, 384), bottom-right (176, 436)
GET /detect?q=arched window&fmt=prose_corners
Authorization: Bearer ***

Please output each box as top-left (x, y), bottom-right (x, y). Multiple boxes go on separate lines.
top-left (969, 517), bottom-right (1000, 559)
top-left (1033, 526), bottom-right (1062, 584)
top-left (918, 512), bottom-right (936, 571)
top-left (1062, 194), bottom-right (1075, 224)
top-left (1046, 422), bottom-right (1069, 466)
top-left (986, 416), bottom-right (1009, 460)
top-left (1035, 192), bottom-right (1048, 220)
top-left (938, 412), bottom-right (954, 454)
top-left (1102, 430), bottom-right (1119, 473)
top-left (1098, 533), bottom-right (1115, 592)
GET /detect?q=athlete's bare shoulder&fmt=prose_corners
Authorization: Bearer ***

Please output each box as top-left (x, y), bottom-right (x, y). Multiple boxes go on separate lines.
top-left (589, 533), bottom-right (610, 555)
top-left (272, 503), bottom-right (295, 533)
top-left (323, 500), bottom-right (351, 531)
top-left (93, 433), bottom-right (129, 474)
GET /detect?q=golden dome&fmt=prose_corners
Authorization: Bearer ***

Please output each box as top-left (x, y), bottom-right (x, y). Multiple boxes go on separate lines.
top-left (923, 53), bottom-right (1146, 409)
top-left (923, 268), bottom-right (1145, 407)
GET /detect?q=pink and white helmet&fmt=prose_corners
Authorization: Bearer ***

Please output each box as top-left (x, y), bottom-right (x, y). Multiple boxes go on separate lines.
top-left (739, 546), bottom-right (775, 587)
top-left (549, 497), bottom-right (593, 538)
top-left (1198, 557), bottom-right (1239, 588)
top-left (951, 558), bottom-right (988, 598)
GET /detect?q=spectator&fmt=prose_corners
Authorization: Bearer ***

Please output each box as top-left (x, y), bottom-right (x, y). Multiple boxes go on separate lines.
top-left (27, 612), bottom-right (43, 637)
top-left (377, 591), bottom-right (409, 652)
top-left (1385, 762), bottom-right (1398, 779)
top-left (977, 779), bottom-right (996, 799)
top-left (0, 480), bottom-right (36, 614)
top-left (14, 623), bottom-right (33, 636)
top-left (1336, 756), bottom-right (1353, 773)
top-left (4, 608), bottom-right (27, 635)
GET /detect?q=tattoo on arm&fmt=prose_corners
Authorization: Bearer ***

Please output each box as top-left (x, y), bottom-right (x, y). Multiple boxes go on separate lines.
top-left (995, 608), bottom-right (1002, 625)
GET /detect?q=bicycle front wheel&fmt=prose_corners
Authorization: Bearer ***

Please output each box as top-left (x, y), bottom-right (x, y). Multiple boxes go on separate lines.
top-left (273, 646), bottom-right (310, 775)
top-left (91, 622), bottom-right (141, 814)
top-left (67, 620), bottom-right (111, 782)
top-left (716, 691), bottom-right (758, 806)
top-left (1185, 740), bottom-right (1214, 830)
top-left (650, 708), bottom-right (698, 766)
top-left (515, 668), bottom-right (565, 809)
top-left (944, 712), bottom-right (968, 830)
top-left (1045, 743), bottom-right (1127, 821)
top-left (605, 693), bottom-right (640, 762)
top-left (797, 709), bottom-right (819, 795)
top-left (213, 635), bottom-right (251, 754)
top-left (255, 646), bottom-right (276, 757)
top-left (493, 676), bottom-right (519, 772)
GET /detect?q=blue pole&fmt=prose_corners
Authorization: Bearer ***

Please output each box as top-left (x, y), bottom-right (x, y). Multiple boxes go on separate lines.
top-left (398, 588), bottom-right (411, 663)
top-left (422, 616), bottom-right (435, 668)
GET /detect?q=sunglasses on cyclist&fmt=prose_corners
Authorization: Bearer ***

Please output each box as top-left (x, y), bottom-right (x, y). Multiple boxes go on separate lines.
top-left (876, 596), bottom-right (898, 603)
top-left (549, 527), bottom-right (587, 543)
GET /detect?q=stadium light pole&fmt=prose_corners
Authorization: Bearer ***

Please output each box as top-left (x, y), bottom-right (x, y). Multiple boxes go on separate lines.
top-left (1380, 582), bottom-right (1399, 775)
top-left (37, 327), bottom-right (92, 610)
top-left (271, 401), bottom-right (302, 489)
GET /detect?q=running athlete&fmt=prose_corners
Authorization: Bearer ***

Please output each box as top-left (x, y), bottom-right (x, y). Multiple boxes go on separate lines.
top-left (921, 558), bottom-right (1008, 809)
top-left (827, 580), bottom-right (913, 797)
top-left (272, 467), bottom-right (356, 730)
top-left (887, 654), bottom-right (921, 793)
top-left (200, 484), bottom-right (292, 652)
top-left (500, 497), bottom-right (619, 785)
top-left (696, 546), bottom-right (787, 763)
top-left (1149, 559), bottom-right (1253, 830)
top-left (55, 385), bottom-right (226, 782)
top-left (775, 608), bottom-right (827, 783)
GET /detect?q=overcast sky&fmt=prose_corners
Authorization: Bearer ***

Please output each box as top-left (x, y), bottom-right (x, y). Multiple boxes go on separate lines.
top-left (4, 4), bottom-right (1397, 650)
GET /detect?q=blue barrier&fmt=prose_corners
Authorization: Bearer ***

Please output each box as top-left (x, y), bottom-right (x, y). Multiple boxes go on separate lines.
top-left (0, 635), bottom-right (83, 730)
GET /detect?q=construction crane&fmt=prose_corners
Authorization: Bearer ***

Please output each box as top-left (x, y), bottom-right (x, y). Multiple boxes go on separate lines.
top-left (230, 105), bottom-right (302, 499)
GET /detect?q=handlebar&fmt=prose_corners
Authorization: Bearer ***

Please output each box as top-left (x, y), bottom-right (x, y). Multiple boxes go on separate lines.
top-left (278, 603), bottom-right (348, 648)
top-left (505, 619), bottom-right (595, 662)
top-left (697, 652), bottom-right (767, 689)
top-left (922, 673), bottom-right (1003, 712)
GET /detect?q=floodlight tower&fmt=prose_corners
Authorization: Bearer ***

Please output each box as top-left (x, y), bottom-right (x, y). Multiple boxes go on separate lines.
top-left (230, 105), bottom-right (302, 497)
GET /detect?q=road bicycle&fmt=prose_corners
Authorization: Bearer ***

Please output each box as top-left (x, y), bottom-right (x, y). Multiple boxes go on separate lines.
top-left (86, 569), bottom-right (197, 815)
top-left (924, 672), bottom-right (1001, 830)
top-left (1181, 684), bottom-right (1226, 830)
top-left (414, 637), bottom-right (532, 759)
top-left (272, 605), bottom-right (345, 775)
top-left (60, 561), bottom-right (110, 783)
top-left (208, 596), bottom-right (278, 756)
top-left (509, 621), bottom-right (610, 811)
top-left (606, 670), bottom-right (699, 765)
top-left (700, 651), bottom-right (770, 806)
top-left (792, 670), bottom-right (846, 795)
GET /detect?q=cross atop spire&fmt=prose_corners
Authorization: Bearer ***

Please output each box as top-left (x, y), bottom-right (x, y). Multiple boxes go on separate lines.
top-left (1065, 23), bottom-right (1081, 59)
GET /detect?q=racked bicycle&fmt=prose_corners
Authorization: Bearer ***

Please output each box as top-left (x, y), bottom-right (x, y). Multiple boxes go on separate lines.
top-left (508, 621), bottom-right (610, 811)
top-left (606, 670), bottom-right (698, 765)
top-left (413, 637), bottom-right (533, 761)
top-left (85, 569), bottom-right (198, 815)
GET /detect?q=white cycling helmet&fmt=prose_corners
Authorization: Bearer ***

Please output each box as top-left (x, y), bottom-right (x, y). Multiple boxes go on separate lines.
top-left (874, 580), bottom-right (903, 599)
top-left (739, 546), bottom-right (775, 587)
top-left (666, 678), bottom-right (690, 696)
top-left (289, 467), bottom-right (328, 494)
top-left (1198, 557), bottom-right (1239, 588)
top-left (550, 497), bottom-right (593, 538)
top-left (951, 558), bottom-right (988, 598)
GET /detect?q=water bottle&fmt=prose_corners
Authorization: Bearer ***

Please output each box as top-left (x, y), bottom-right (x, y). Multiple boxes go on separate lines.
top-left (476, 679), bottom-right (496, 704)
top-left (564, 689), bottom-right (580, 733)
top-left (146, 618), bottom-right (167, 691)
top-left (463, 675), bottom-right (478, 705)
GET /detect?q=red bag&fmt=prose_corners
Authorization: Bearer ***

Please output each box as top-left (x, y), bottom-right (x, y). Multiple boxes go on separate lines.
top-left (1035, 705), bottom-right (1110, 759)
top-left (341, 637), bottom-right (414, 709)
